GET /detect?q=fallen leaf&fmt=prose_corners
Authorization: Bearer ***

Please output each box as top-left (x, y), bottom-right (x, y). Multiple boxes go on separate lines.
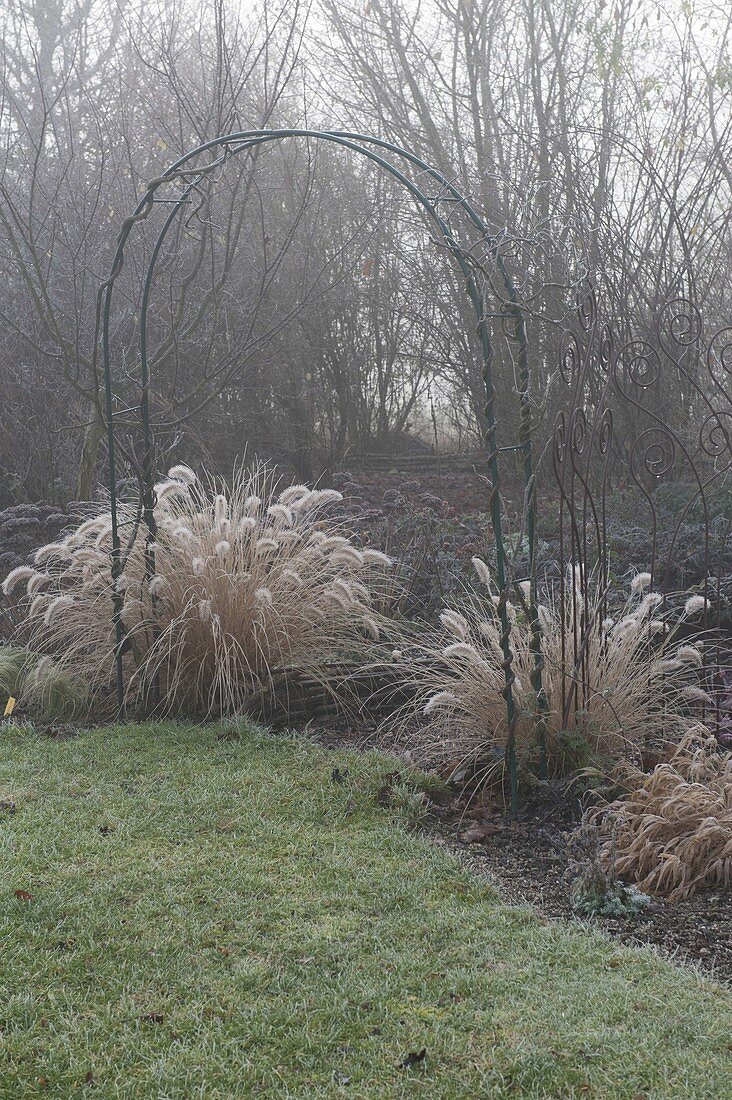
top-left (377, 771), bottom-right (402, 804)
top-left (400, 1048), bottom-right (426, 1069)
top-left (85, 1070), bottom-right (95, 1086)
top-left (14, 889), bottom-right (33, 901)
top-left (460, 824), bottom-right (500, 844)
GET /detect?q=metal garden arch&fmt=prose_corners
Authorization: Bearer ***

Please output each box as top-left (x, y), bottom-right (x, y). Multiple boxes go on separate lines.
top-left (99, 128), bottom-right (545, 808)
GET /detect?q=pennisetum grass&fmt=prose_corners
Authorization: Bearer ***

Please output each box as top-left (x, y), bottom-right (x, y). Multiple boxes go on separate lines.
top-left (2, 463), bottom-right (393, 717)
top-left (393, 557), bottom-right (713, 786)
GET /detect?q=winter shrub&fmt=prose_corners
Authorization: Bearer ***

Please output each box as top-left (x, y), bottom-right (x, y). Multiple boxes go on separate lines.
top-left (2, 464), bottom-right (393, 717)
top-left (397, 559), bottom-right (714, 784)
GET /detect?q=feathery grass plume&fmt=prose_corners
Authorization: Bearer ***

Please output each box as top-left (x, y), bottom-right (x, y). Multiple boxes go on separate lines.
top-left (585, 727), bottom-right (732, 901)
top-left (7, 462), bottom-right (393, 718)
top-left (167, 464), bottom-right (197, 485)
top-left (394, 559), bottom-right (712, 784)
top-left (1, 566), bottom-right (36, 596)
top-left (683, 594), bottom-right (708, 617)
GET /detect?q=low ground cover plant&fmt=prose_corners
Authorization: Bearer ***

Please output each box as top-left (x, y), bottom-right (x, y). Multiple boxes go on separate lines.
top-left (397, 559), bottom-right (712, 786)
top-left (584, 726), bottom-right (732, 901)
top-left (565, 817), bottom-right (653, 919)
top-left (1, 463), bottom-right (393, 717)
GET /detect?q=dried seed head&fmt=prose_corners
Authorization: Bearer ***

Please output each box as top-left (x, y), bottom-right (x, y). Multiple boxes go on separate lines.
top-left (254, 537), bottom-right (279, 555)
top-left (255, 587), bottom-right (273, 609)
top-left (683, 595), bottom-right (708, 617)
top-left (682, 685), bottom-right (713, 705)
top-left (423, 690), bottom-right (459, 716)
top-left (148, 574), bottom-right (168, 597)
top-left (171, 524), bottom-right (194, 544)
top-left (439, 610), bottom-right (469, 640)
top-left (331, 547), bottom-right (365, 568)
top-left (362, 548), bottom-right (392, 567)
top-left (30, 593), bottom-right (50, 616)
top-left (2, 566), bottom-right (36, 596)
top-left (362, 615), bottom-right (380, 640)
top-left (677, 645), bottom-right (703, 667)
top-left (214, 495), bottom-right (228, 526)
top-left (637, 592), bottom-right (663, 617)
top-left (34, 542), bottom-right (71, 565)
top-left (308, 489), bottom-right (342, 508)
top-left (267, 503), bottom-right (294, 526)
top-left (278, 484), bottom-right (311, 506)
top-left (167, 464), bottom-right (197, 485)
top-left (43, 594), bottom-right (75, 626)
top-left (471, 556), bottom-right (493, 589)
top-left (154, 480), bottom-right (188, 504)
top-left (27, 572), bottom-right (51, 596)
top-left (443, 642), bottom-right (483, 662)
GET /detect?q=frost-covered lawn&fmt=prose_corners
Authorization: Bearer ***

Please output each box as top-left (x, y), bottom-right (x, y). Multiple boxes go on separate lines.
top-left (1, 722), bottom-right (729, 1098)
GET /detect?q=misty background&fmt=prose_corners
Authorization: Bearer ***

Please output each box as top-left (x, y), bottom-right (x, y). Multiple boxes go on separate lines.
top-left (2, 0), bottom-right (731, 505)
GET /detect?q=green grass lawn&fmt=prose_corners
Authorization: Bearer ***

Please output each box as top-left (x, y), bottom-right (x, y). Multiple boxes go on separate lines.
top-left (0, 722), bottom-right (730, 1099)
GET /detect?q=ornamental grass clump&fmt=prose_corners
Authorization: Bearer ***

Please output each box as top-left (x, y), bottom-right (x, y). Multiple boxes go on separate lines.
top-left (2, 464), bottom-right (393, 717)
top-left (400, 559), bottom-right (712, 783)
top-left (585, 727), bottom-right (732, 901)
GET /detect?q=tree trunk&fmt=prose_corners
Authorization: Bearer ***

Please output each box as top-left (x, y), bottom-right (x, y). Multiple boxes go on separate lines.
top-left (76, 406), bottom-right (105, 502)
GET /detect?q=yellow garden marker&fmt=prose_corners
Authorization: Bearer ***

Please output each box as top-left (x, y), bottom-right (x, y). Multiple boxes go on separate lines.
top-left (3, 697), bottom-right (16, 718)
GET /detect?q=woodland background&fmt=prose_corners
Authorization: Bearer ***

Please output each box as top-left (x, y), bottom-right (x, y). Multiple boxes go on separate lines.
top-left (2, 0), bottom-right (732, 506)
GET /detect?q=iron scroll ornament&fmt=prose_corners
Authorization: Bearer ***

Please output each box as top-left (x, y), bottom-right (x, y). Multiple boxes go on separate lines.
top-left (97, 128), bottom-right (544, 810)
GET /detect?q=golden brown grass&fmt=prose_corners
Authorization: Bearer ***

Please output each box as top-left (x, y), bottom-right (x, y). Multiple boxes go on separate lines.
top-left (396, 560), bottom-right (712, 783)
top-left (2, 464), bottom-right (393, 716)
top-left (588, 727), bottom-right (732, 901)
